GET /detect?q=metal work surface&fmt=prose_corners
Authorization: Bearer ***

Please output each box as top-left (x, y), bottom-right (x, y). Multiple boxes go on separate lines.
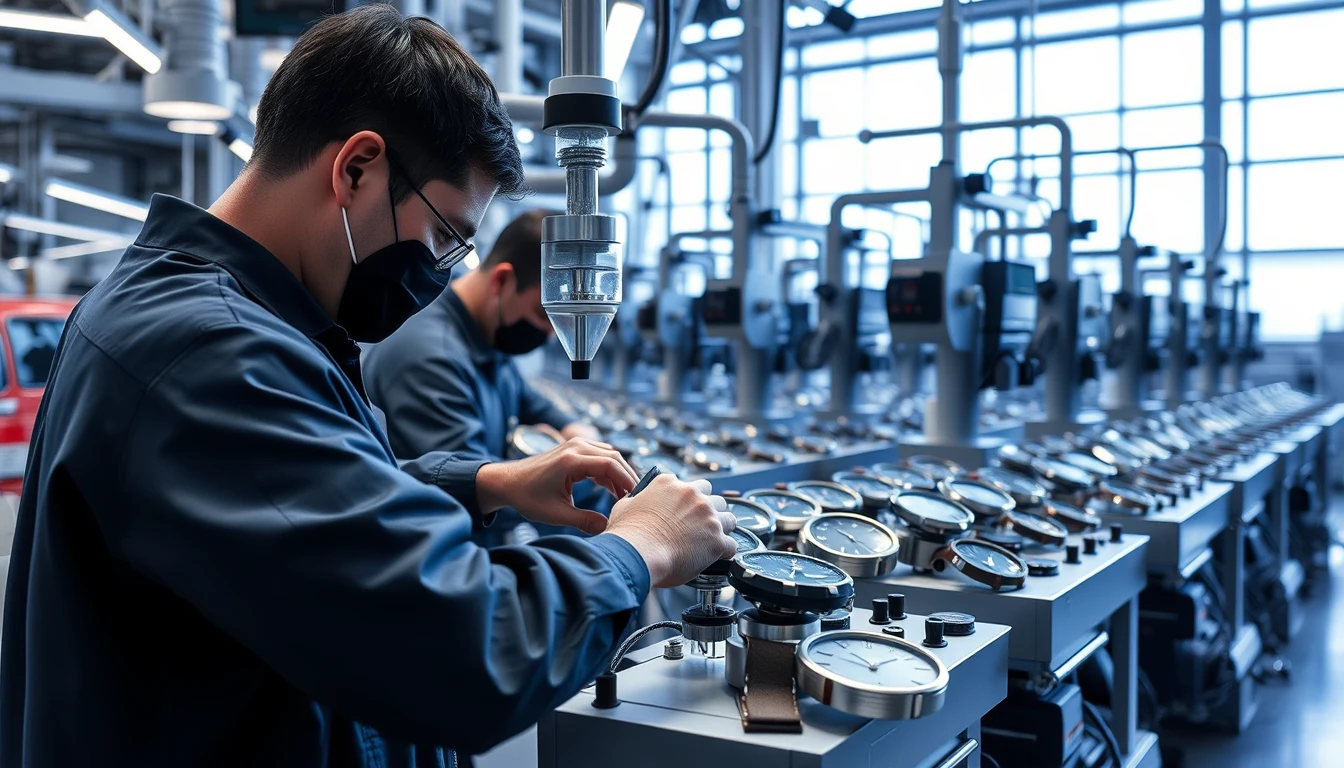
top-left (855, 534), bottom-right (1148, 672)
top-left (1220, 452), bottom-right (1279, 523)
top-left (1093, 481), bottom-right (1232, 577)
top-left (538, 609), bottom-right (1009, 768)
top-left (709, 443), bottom-right (898, 489)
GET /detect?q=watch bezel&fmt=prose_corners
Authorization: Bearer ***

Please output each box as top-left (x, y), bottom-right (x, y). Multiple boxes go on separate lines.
top-left (743, 489), bottom-right (824, 533)
top-left (786, 480), bottom-right (865, 514)
top-left (935, 538), bottom-right (1028, 591)
top-left (890, 490), bottom-right (976, 535)
top-left (1000, 509), bottom-right (1069, 547)
top-left (798, 513), bottom-right (901, 578)
top-left (794, 631), bottom-right (950, 721)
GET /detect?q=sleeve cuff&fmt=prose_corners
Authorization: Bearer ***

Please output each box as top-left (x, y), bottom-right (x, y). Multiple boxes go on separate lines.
top-left (585, 534), bottom-right (652, 605)
top-left (431, 454), bottom-right (496, 528)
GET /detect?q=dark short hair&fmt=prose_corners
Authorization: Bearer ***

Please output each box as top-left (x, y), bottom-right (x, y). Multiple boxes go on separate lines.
top-left (482, 210), bottom-right (558, 291)
top-left (251, 4), bottom-right (525, 202)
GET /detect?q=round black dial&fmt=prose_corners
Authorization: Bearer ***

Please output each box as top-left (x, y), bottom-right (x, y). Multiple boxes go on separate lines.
top-left (701, 528), bottom-right (766, 577)
top-left (726, 497), bottom-right (777, 542)
top-left (787, 481), bottom-right (863, 513)
top-left (744, 489), bottom-right (822, 532)
top-left (729, 551), bottom-right (855, 613)
top-left (941, 539), bottom-right (1027, 590)
top-left (1004, 510), bottom-right (1069, 547)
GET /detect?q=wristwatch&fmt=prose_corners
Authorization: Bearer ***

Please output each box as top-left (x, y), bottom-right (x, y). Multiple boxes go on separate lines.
top-left (998, 509), bottom-right (1069, 548)
top-left (901, 455), bottom-right (964, 482)
top-left (786, 480), bottom-right (864, 515)
top-left (830, 470), bottom-right (901, 514)
top-left (507, 424), bottom-right (561, 459)
top-left (992, 444), bottom-right (1038, 476)
top-left (934, 538), bottom-right (1028, 591)
top-left (889, 491), bottom-right (975, 572)
top-left (969, 467), bottom-right (1048, 511)
top-left (937, 476), bottom-right (1015, 523)
top-left (684, 444), bottom-right (736, 474)
top-left (1041, 499), bottom-right (1103, 533)
top-left (868, 463), bottom-right (938, 492)
top-left (1086, 481), bottom-right (1158, 516)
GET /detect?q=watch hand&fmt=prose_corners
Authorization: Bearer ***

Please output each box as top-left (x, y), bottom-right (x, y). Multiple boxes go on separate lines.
top-left (837, 529), bottom-right (874, 553)
top-left (875, 655), bottom-right (911, 668)
top-left (846, 652), bottom-right (878, 670)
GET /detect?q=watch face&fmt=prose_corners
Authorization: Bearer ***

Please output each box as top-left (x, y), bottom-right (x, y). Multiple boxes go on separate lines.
top-left (994, 444), bottom-right (1037, 473)
top-left (799, 634), bottom-right (943, 688)
top-left (747, 440), bottom-right (787, 462)
top-left (512, 426), bottom-right (561, 456)
top-left (736, 551), bottom-right (851, 587)
top-left (608, 433), bottom-right (653, 458)
top-left (687, 445), bottom-right (735, 473)
top-left (731, 528), bottom-right (765, 555)
top-left (726, 498), bottom-right (777, 538)
top-left (831, 472), bottom-right (898, 503)
top-left (634, 453), bottom-right (689, 479)
top-left (870, 464), bottom-right (937, 491)
top-left (793, 435), bottom-right (838, 454)
top-left (951, 541), bottom-right (1026, 578)
top-left (1031, 457), bottom-right (1096, 489)
top-left (1062, 451), bottom-right (1119, 479)
top-left (650, 426), bottom-right (686, 451)
top-left (942, 479), bottom-right (1015, 513)
top-left (745, 490), bottom-right (821, 522)
top-left (804, 515), bottom-right (896, 557)
top-left (903, 456), bottom-right (964, 481)
top-left (720, 420), bottom-right (757, 445)
top-left (973, 467), bottom-right (1046, 500)
top-left (1007, 511), bottom-right (1069, 544)
top-left (788, 482), bottom-right (863, 512)
top-left (1043, 500), bottom-right (1102, 532)
top-left (894, 491), bottom-right (976, 529)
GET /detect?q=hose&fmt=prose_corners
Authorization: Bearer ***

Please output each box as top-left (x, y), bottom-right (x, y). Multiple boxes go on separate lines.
top-left (752, 3), bottom-right (786, 165)
top-left (632, 0), bottom-right (674, 117)
top-left (608, 620), bottom-right (683, 673)
top-left (1081, 699), bottom-right (1124, 768)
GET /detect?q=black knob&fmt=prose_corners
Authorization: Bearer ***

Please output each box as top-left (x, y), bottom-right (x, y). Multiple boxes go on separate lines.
top-left (870, 598), bottom-right (891, 625)
top-left (593, 673), bottom-right (620, 709)
top-left (1110, 524), bottom-right (1123, 543)
top-left (1066, 544), bottom-right (1081, 564)
top-left (882, 625), bottom-right (906, 639)
top-left (923, 617), bottom-right (948, 648)
top-left (888, 593), bottom-right (907, 620)
top-left (1084, 537), bottom-right (1098, 555)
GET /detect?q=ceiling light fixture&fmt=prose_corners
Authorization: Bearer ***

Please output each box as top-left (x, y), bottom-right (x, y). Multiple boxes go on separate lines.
top-left (85, 7), bottom-right (162, 74)
top-left (0, 9), bottom-right (99, 37)
top-left (167, 120), bottom-right (220, 135)
top-left (45, 179), bottom-right (150, 222)
top-left (604, 0), bottom-right (646, 82)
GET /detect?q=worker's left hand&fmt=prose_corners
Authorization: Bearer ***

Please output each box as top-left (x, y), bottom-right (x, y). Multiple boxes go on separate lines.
top-left (560, 422), bottom-right (601, 441)
top-left (476, 438), bottom-right (639, 535)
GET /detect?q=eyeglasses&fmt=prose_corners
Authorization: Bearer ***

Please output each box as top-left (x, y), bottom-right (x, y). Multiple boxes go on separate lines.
top-left (387, 155), bottom-right (475, 272)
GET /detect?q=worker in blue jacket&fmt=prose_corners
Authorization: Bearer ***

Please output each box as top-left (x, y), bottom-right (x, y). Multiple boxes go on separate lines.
top-left (364, 210), bottom-right (610, 546)
top-left (0, 6), bottom-right (735, 768)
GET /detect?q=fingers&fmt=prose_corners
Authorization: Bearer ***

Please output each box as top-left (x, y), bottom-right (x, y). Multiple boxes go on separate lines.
top-left (717, 533), bottom-right (737, 559)
top-left (562, 439), bottom-right (638, 493)
top-left (536, 505), bottom-right (610, 536)
top-left (717, 510), bottom-right (737, 534)
top-left (708, 494), bottom-right (727, 513)
top-left (689, 479), bottom-right (713, 495)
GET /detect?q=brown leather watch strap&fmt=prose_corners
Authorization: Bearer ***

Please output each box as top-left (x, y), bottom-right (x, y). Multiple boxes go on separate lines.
top-left (738, 636), bottom-right (803, 733)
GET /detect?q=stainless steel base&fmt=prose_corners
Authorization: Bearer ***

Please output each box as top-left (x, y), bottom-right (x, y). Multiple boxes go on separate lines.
top-left (539, 608), bottom-right (1011, 768)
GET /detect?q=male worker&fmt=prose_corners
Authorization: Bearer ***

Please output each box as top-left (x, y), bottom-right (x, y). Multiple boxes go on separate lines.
top-left (0, 7), bottom-right (735, 768)
top-left (364, 210), bottom-right (608, 546)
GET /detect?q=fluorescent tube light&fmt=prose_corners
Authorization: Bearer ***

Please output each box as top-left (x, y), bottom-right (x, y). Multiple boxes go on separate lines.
top-left (604, 0), bottom-right (646, 82)
top-left (85, 8), bottom-right (162, 74)
top-left (0, 9), bottom-right (98, 37)
top-left (45, 179), bottom-right (150, 222)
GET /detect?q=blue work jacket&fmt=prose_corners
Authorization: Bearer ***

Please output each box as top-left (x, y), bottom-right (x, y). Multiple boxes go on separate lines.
top-left (363, 289), bottom-right (609, 545)
top-left (0, 195), bottom-right (650, 768)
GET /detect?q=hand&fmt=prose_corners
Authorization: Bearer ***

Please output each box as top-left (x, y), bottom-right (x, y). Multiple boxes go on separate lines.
top-left (476, 438), bottom-right (639, 535)
top-left (560, 422), bottom-right (601, 441)
top-left (602, 475), bottom-right (737, 588)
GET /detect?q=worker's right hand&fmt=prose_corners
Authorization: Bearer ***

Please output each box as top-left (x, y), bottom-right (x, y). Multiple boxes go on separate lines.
top-left (602, 475), bottom-right (737, 588)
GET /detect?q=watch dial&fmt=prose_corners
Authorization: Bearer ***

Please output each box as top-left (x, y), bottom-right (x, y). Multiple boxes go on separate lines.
top-left (947, 480), bottom-right (1012, 509)
top-left (727, 499), bottom-right (774, 534)
top-left (905, 456), bottom-right (963, 481)
top-left (975, 468), bottom-right (1042, 496)
top-left (871, 465), bottom-right (936, 491)
top-left (792, 483), bottom-right (860, 510)
top-left (689, 446), bottom-right (735, 472)
top-left (731, 528), bottom-right (764, 555)
top-left (747, 491), bottom-right (819, 521)
top-left (1063, 452), bottom-right (1118, 477)
top-left (651, 426), bottom-right (686, 450)
top-left (738, 552), bottom-right (850, 585)
top-left (1034, 458), bottom-right (1095, 487)
top-left (834, 474), bottom-right (896, 501)
top-left (515, 427), bottom-right (560, 456)
top-left (634, 453), bottom-right (689, 479)
top-left (955, 542), bottom-right (1025, 577)
top-left (900, 493), bottom-right (972, 524)
top-left (808, 516), bottom-right (894, 556)
top-left (1012, 512), bottom-right (1069, 538)
top-left (805, 635), bottom-right (942, 687)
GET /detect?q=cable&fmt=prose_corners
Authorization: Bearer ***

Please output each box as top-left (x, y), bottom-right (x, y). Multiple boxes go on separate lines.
top-left (751, 3), bottom-right (787, 165)
top-left (980, 752), bottom-right (1002, 768)
top-left (608, 620), bottom-right (683, 673)
top-left (1081, 699), bottom-right (1124, 768)
top-left (1136, 667), bottom-right (1164, 731)
top-left (633, 0), bottom-right (673, 117)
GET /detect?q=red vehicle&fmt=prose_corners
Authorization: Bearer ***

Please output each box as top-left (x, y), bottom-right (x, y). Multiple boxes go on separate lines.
top-left (0, 296), bottom-right (78, 495)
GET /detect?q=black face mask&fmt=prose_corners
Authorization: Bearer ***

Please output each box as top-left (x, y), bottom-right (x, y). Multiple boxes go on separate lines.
top-left (494, 292), bottom-right (550, 355)
top-left (336, 206), bottom-right (448, 344)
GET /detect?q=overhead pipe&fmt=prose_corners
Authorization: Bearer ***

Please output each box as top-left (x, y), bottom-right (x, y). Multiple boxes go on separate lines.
top-left (142, 0), bottom-right (232, 120)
